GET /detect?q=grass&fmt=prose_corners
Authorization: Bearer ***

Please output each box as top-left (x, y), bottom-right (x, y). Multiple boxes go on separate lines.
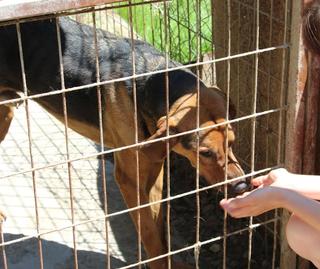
top-left (116, 0), bottom-right (213, 64)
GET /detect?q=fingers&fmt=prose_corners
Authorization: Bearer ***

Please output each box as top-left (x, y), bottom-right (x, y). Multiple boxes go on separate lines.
top-left (220, 198), bottom-right (253, 218)
top-left (251, 168), bottom-right (288, 187)
top-left (220, 193), bottom-right (250, 211)
top-left (220, 196), bottom-right (264, 218)
top-left (225, 206), bottom-right (263, 218)
top-left (220, 188), bottom-right (268, 218)
top-left (220, 187), bottom-right (278, 218)
top-left (251, 174), bottom-right (270, 186)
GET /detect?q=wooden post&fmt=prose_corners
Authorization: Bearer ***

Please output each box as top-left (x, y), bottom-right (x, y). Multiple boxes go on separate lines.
top-left (213, 0), bottom-right (316, 268)
top-left (283, 0), bottom-right (320, 268)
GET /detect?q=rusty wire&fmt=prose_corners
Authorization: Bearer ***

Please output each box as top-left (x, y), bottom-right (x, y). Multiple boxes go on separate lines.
top-left (0, 1), bottom-right (291, 268)
top-left (127, 1), bottom-right (143, 267)
top-left (247, 0), bottom-right (260, 267)
top-left (273, 0), bottom-right (290, 268)
top-left (0, 44), bottom-right (289, 109)
top-left (55, 16), bottom-right (79, 269)
top-left (92, 10), bottom-right (112, 269)
top-left (0, 107), bottom-right (287, 183)
top-left (194, 0), bottom-right (202, 266)
top-left (163, 1), bottom-right (172, 268)
top-left (16, 21), bottom-right (45, 269)
top-left (1, 164), bottom-right (280, 248)
top-left (222, 0), bottom-right (232, 268)
top-left (118, 217), bottom-right (279, 269)
top-left (265, 0), bottom-right (277, 268)
top-left (0, 220), bottom-right (7, 269)
top-left (0, 0), bottom-right (169, 27)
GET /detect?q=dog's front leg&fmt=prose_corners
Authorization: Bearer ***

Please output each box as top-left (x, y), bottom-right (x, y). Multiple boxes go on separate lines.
top-left (147, 163), bottom-right (165, 248)
top-left (114, 150), bottom-right (170, 269)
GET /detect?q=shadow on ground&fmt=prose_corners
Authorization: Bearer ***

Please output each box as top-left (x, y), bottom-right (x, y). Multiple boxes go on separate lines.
top-left (2, 233), bottom-right (126, 269)
top-left (96, 151), bottom-right (142, 266)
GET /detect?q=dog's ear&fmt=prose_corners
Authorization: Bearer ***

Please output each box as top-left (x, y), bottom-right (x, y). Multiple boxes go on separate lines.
top-left (140, 116), bottom-right (179, 162)
top-left (204, 87), bottom-right (237, 119)
top-left (140, 69), bottom-right (200, 121)
top-left (222, 93), bottom-right (237, 119)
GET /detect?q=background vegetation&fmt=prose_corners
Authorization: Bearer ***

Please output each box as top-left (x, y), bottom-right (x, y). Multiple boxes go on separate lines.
top-left (116, 0), bottom-right (213, 63)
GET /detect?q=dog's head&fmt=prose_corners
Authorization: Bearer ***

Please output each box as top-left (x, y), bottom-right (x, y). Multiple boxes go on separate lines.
top-left (141, 70), bottom-right (249, 195)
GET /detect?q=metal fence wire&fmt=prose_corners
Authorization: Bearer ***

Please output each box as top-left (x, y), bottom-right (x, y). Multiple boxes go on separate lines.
top-left (0, 0), bottom-right (293, 268)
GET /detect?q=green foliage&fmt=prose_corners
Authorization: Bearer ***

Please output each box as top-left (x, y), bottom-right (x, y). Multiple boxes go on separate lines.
top-left (116, 0), bottom-right (213, 63)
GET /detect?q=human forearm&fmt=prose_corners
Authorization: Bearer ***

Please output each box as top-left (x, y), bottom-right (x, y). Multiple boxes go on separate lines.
top-left (278, 188), bottom-right (320, 233)
top-left (285, 173), bottom-right (320, 200)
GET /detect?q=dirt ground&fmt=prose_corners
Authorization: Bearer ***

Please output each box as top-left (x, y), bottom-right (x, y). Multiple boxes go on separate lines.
top-left (166, 153), bottom-right (280, 268)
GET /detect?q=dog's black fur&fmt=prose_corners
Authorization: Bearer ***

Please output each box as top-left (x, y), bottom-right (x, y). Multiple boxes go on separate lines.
top-left (0, 17), bottom-right (200, 133)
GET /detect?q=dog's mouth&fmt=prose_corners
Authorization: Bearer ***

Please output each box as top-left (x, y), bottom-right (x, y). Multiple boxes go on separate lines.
top-left (199, 172), bottom-right (251, 197)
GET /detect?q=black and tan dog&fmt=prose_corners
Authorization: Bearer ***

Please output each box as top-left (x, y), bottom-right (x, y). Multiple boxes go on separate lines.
top-left (0, 17), bottom-right (249, 268)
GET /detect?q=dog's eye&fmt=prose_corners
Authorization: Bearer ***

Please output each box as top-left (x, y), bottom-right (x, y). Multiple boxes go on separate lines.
top-left (199, 150), bottom-right (215, 158)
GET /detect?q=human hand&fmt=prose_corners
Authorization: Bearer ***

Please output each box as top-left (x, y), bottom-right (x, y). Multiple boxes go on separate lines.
top-left (219, 186), bottom-right (285, 218)
top-left (251, 168), bottom-right (292, 189)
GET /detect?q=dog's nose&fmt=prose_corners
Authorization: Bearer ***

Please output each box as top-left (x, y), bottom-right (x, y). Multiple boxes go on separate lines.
top-left (229, 180), bottom-right (251, 196)
top-left (233, 181), bottom-right (250, 194)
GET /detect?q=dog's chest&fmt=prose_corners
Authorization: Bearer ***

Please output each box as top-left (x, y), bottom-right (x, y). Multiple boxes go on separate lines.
top-left (101, 83), bottom-right (147, 148)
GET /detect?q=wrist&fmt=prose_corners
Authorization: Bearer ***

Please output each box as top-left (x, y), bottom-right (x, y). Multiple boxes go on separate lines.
top-left (273, 170), bottom-right (297, 190)
top-left (271, 187), bottom-right (291, 209)
top-left (275, 188), bottom-right (301, 212)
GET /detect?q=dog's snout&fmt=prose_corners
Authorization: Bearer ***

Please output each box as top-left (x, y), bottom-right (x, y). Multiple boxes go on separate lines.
top-left (229, 179), bottom-right (251, 196)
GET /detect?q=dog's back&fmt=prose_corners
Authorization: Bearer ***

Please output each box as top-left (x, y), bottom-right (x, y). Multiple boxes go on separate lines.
top-left (0, 17), bottom-right (182, 128)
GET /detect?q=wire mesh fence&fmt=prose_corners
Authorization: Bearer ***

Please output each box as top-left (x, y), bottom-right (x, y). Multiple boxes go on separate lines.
top-left (0, 0), bottom-right (293, 268)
